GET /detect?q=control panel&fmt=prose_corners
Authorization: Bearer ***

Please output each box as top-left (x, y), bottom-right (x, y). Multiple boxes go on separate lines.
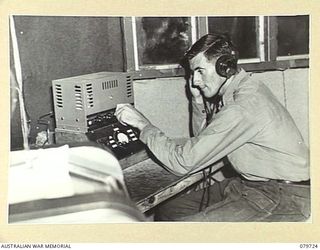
top-left (86, 109), bottom-right (119, 131)
top-left (99, 127), bottom-right (138, 148)
top-left (86, 119), bottom-right (145, 160)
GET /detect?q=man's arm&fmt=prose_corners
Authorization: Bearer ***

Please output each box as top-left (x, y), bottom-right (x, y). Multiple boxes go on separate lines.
top-left (115, 103), bottom-right (151, 131)
top-left (139, 105), bottom-right (259, 176)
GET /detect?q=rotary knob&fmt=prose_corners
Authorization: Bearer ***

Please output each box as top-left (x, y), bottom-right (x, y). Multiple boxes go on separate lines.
top-left (116, 132), bottom-right (129, 144)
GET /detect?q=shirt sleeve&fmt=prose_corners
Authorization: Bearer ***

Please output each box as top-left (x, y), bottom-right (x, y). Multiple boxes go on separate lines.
top-left (139, 104), bottom-right (259, 176)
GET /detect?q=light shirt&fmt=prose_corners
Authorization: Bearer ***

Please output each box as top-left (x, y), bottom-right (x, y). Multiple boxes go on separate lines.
top-left (140, 69), bottom-right (309, 182)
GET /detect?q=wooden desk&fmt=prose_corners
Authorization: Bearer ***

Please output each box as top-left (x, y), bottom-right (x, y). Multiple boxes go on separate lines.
top-left (123, 158), bottom-right (224, 213)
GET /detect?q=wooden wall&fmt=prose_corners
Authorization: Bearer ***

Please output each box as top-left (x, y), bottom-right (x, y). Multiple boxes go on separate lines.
top-left (10, 16), bottom-right (124, 150)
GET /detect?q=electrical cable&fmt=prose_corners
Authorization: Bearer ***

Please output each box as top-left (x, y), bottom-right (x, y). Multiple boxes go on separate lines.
top-left (198, 165), bottom-right (224, 212)
top-left (198, 169), bottom-right (208, 212)
top-left (38, 111), bottom-right (53, 120)
top-left (205, 167), bottom-right (212, 208)
top-left (198, 166), bottom-right (215, 212)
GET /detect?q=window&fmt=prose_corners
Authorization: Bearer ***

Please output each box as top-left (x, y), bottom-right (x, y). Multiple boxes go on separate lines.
top-left (276, 15), bottom-right (309, 59)
top-left (207, 16), bottom-right (260, 60)
top-left (123, 15), bottom-right (309, 79)
top-left (135, 17), bottom-right (193, 67)
top-left (123, 16), bottom-right (196, 75)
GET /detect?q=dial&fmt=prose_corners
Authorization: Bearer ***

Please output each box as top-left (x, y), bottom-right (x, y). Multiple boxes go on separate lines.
top-left (116, 132), bottom-right (129, 144)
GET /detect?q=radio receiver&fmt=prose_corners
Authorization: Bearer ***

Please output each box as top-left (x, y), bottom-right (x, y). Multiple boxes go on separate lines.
top-left (52, 72), bottom-right (146, 162)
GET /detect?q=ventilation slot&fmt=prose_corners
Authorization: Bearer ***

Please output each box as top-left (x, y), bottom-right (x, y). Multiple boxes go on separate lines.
top-left (101, 80), bottom-right (118, 90)
top-left (86, 83), bottom-right (94, 108)
top-left (74, 85), bottom-right (83, 110)
top-left (55, 84), bottom-right (63, 108)
top-left (126, 75), bottom-right (133, 97)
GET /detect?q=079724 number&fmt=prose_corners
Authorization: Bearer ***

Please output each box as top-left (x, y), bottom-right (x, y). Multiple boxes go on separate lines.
top-left (300, 244), bottom-right (318, 248)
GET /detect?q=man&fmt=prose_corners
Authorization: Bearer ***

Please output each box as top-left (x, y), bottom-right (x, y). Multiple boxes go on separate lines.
top-left (115, 33), bottom-right (310, 221)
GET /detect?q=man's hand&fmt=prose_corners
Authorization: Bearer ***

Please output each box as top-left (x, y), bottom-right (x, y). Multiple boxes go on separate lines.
top-left (189, 79), bottom-right (203, 104)
top-left (115, 104), bottom-right (151, 131)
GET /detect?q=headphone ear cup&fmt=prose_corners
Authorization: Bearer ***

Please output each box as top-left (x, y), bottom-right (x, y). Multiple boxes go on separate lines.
top-left (215, 54), bottom-right (237, 78)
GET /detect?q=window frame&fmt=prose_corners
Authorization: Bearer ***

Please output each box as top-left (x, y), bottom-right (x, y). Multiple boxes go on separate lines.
top-left (122, 16), bottom-right (309, 80)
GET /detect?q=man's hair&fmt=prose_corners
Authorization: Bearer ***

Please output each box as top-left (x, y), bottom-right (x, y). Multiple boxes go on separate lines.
top-left (185, 33), bottom-right (237, 60)
top-left (180, 33), bottom-right (238, 72)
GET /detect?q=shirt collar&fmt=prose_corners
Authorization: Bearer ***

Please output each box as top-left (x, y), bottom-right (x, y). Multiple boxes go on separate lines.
top-left (220, 68), bottom-right (250, 105)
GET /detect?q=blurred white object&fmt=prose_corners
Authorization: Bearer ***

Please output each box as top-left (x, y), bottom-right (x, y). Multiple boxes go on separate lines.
top-left (8, 145), bottom-right (145, 223)
top-left (9, 145), bottom-right (74, 204)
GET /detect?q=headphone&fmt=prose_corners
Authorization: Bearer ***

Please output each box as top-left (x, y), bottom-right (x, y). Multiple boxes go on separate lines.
top-left (215, 53), bottom-right (238, 78)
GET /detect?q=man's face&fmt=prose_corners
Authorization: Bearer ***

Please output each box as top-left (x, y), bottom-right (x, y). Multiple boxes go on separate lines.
top-left (189, 52), bottom-right (226, 98)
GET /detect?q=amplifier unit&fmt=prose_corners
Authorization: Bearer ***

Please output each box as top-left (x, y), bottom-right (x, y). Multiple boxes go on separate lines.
top-left (52, 72), bottom-right (147, 162)
top-left (52, 71), bottom-right (134, 133)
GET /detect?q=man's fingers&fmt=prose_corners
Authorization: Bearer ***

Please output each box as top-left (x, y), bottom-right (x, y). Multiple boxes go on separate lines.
top-left (115, 103), bottom-right (127, 116)
top-left (116, 103), bottom-right (129, 108)
top-left (115, 111), bottom-right (127, 126)
top-left (116, 103), bottom-right (132, 110)
top-left (115, 103), bottom-right (132, 116)
top-left (115, 105), bottom-right (130, 126)
top-left (117, 113), bottom-right (128, 126)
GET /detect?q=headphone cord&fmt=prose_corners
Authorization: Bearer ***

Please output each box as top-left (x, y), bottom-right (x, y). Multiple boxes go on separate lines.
top-left (198, 166), bottom-right (214, 212)
top-left (198, 166), bottom-right (224, 212)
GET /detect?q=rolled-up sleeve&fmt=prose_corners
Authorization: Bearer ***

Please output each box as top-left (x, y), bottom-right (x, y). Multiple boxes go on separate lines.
top-left (140, 105), bottom-right (259, 176)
